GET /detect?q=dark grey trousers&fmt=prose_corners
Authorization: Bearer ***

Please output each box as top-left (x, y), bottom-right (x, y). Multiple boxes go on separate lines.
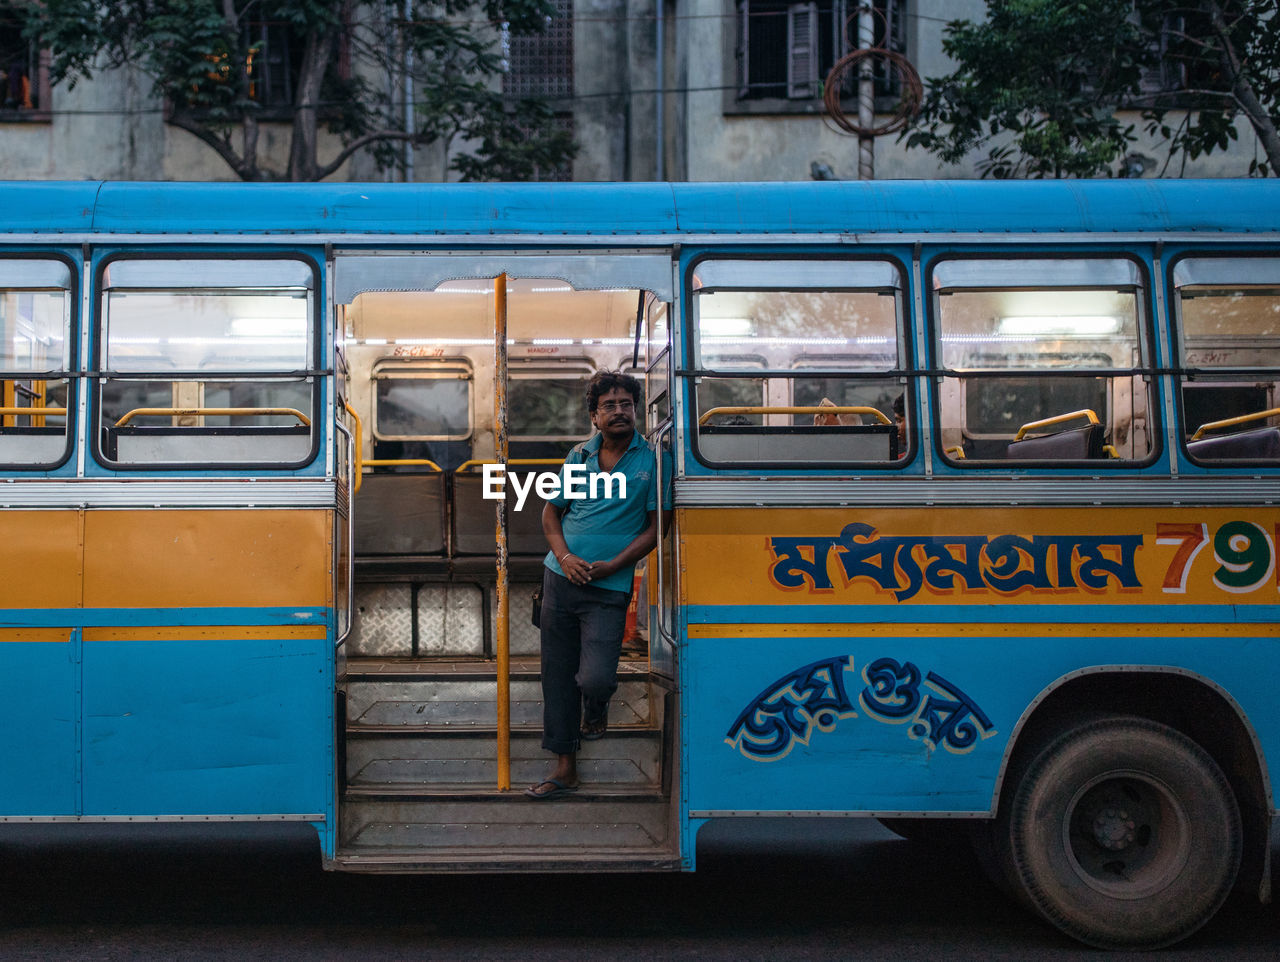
top-left (538, 568), bottom-right (630, 754)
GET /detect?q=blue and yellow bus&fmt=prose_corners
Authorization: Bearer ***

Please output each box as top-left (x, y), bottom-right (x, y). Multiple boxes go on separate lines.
top-left (2, 178), bottom-right (1278, 948)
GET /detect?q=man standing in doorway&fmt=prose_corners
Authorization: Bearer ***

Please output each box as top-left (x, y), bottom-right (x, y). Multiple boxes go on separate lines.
top-left (526, 370), bottom-right (669, 799)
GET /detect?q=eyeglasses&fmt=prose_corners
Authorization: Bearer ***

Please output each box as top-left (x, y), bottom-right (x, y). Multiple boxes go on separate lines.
top-left (597, 399), bottom-right (636, 414)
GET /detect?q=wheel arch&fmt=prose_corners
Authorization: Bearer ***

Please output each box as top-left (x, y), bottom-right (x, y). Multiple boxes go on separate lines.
top-left (992, 665), bottom-right (1273, 900)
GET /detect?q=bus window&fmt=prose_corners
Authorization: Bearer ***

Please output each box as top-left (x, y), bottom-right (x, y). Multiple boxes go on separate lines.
top-left (932, 258), bottom-right (1153, 464)
top-left (0, 260), bottom-right (73, 468)
top-left (1174, 257), bottom-right (1280, 463)
top-left (643, 298), bottom-right (670, 429)
top-left (96, 258), bottom-right (316, 468)
top-left (696, 355), bottom-right (765, 426)
top-left (371, 359), bottom-right (473, 471)
top-left (690, 258), bottom-right (904, 465)
top-left (508, 359), bottom-right (593, 460)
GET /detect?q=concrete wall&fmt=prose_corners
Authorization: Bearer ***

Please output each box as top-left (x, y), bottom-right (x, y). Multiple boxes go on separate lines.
top-left (0, 0), bottom-right (1266, 183)
top-left (668, 0), bottom-right (1262, 182)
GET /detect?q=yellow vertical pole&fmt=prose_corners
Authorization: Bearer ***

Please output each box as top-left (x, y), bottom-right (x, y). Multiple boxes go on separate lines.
top-left (1, 379), bottom-right (12, 429)
top-left (494, 273), bottom-right (511, 791)
top-left (33, 379), bottom-right (46, 428)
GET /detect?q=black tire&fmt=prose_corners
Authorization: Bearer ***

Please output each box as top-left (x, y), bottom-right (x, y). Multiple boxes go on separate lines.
top-left (969, 815), bottom-right (1034, 910)
top-left (1006, 715), bottom-right (1241, 949)
top-left (876, 817), bottom-right (970, 848)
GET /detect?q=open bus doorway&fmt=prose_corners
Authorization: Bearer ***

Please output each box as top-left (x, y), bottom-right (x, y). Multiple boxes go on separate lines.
top-left (332, 267), bottom-right (679, 869)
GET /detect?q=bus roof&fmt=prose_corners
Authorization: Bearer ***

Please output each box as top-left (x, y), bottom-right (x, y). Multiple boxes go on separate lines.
top-left (1, 179), bottom-right (1277, 237)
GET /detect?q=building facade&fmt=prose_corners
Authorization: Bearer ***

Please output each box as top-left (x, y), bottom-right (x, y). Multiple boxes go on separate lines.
top-left (0, 1), bottom-right (1266, 182)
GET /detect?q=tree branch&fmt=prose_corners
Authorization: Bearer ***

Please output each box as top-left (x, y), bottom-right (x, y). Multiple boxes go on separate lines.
top-left (1205, 0), bottom-right (1280, 172)
top-left (315, 129), bottom-right (427, 180)
top-left (168, 109), bottom-right (257, 179)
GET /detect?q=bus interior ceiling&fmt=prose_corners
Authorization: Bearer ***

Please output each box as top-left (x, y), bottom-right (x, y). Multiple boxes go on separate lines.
top-left (335, 279), bottom-right (676, 864)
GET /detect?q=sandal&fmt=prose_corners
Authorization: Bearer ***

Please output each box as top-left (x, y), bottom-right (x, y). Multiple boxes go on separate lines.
top-left (523, 777), bottom-right (578, 800)
top-left (581, 715), bottom-right (608, 741)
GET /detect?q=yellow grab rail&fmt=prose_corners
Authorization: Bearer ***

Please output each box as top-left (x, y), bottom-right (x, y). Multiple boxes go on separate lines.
top-left (114, 407), bottom-right (311, 427)
top-left (1014, 409), bottom-right (1100, 441)
top-left (363, 458), bottom-right (443, 471)
top-left (1191, 406), bottom-right (1280, 441)
top-left (698, 405), bottom-right (892, 426)
top-left (0, 405), bottom-right (67, 430)
top-left (343, 402), bottom-right (364, 494)
top-left (455, 458), bottom-right (565, 473)
top-left (944, 445), bottom-right (966, 459)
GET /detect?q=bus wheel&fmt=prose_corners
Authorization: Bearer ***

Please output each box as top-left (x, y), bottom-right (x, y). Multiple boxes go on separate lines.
top-left (875, 817), bottom-right (969, 847)
top-left (1007, 715), bottom-right (1241, 949)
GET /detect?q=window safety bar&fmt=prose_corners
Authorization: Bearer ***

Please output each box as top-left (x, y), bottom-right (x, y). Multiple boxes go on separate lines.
top-left (1191, 407), bottom-right (1280, 441)
top-left (0, 405), bottom-right (67, 429)
top-left (455, 458), bottom-right (565, 472)
top-left (114, 407), bottom-right (311, 427)
top-left (363, 459), bottom-right (443, 471)
top-left (1014, 409), bottom-right (1099, 441)
top-left (698, 405), bottom-right (891, 426)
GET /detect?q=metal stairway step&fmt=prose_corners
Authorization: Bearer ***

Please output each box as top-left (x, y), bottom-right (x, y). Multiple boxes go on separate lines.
top-left (331, 851), bottom-right (684, 873)
top-left (345, 728), bottom-right (663, 789)
top-left (339, 793), bottom-right (672, 854)
top-left (344, 657), bottom-right (660, 730)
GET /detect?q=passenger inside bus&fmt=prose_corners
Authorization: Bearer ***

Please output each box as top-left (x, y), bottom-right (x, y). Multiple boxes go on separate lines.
top-left (813, 397), bottom-right (862, 426)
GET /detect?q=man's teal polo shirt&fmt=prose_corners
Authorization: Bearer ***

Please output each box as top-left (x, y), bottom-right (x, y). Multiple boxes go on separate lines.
top-left (543, 429), bottom-right (672, 593)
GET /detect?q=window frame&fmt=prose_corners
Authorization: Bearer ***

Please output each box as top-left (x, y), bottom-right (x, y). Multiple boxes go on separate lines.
top-left (507, 358), bottom-right (596, 443)
top-left (0, 252), bottom-right (78, 472)
top-left (728, 0), bottom-right (907, 114)
top-left (0, 3), bottom-right (51, 121)
top-left (1169, 250), bottom-right (1280, 468)
top-left (90, 252), bottom-right (323, 473)
top-left (371, 357), bottom-right (475, 443)
top-left (684, 251), bottom-right (911, 472)
top-left (926, 251), bottom-right (1160, 469)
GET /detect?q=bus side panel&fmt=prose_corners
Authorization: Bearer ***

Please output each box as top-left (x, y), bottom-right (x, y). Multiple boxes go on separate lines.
top-left (79, 509), bottom-right (334, 817)
top-left (82, 509), bottom-right (333, 611)
top-left (686, 632), bottom-right (1280, 814)
top-left (681, 506), bottom-right (1280, 815)
top-left (81, 635), bottom-right (330, 816)
top-left (0, 510), bottom-right (84, 815)
top-left (0, 635), bottom-right (78, 815)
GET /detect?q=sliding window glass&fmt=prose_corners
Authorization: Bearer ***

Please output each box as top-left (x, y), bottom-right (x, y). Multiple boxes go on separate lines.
top-left (0, 259), bottom-right (74, 469)
top-left (690, 258), bottom-right (905, 466)
top-left (96, 258), bottom-right (317, 467)
top-left (932, 258), bottom-right (1154, 464)
top-left (1174, 256), bottom-right (1280, 463)
top-left (509, 360), bottom-right (594, 461)
top-left (371, 358), bottom-right (472, 471)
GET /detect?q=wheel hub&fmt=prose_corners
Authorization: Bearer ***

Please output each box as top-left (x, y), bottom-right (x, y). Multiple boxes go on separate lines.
top-left (1091, 806), bottom-right (1137, 851)
top-left (1063, 771), bottom-right (1191, 900)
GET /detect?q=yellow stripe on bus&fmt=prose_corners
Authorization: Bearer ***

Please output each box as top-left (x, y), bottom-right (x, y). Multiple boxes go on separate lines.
top-left (0, 628), bottom-right (73, 643)
top-left (688, 622), bottom-right (1280, 639)
top-left (82, 625), bottom-right (329, 642)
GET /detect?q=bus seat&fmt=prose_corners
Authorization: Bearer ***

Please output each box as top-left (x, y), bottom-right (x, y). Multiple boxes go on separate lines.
top-left (354, 473), bottom-right (445, 555)
top-left (1187, 426), bottom-right (1280, 461)
top-left (1005, 423), bottom-right (1104, 461)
